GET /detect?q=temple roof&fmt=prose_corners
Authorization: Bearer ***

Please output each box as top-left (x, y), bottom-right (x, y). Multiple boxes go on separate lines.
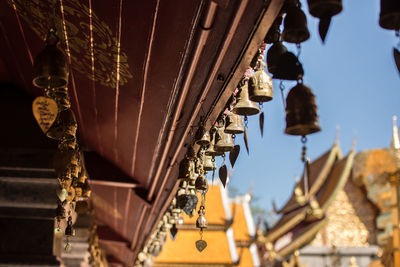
top-left (262, 147), bottom-right (355, 259)
top-left (278, 143), bottom-right (341, 214)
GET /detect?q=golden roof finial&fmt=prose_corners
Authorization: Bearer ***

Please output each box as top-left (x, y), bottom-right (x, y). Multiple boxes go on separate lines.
top-left (391, 115), bottom-right (400, 149)
top-left (335, 125), bottom-right (340, 145)
top-left (351, 131), bottom-right (358, 152)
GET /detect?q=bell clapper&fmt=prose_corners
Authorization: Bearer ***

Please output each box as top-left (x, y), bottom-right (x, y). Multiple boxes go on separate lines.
top-left (279, 81), bottom-right (286, 111)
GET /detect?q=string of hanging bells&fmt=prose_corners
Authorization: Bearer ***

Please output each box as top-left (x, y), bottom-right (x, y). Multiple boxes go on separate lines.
top-left (31, 25), bottom-right (91, 252)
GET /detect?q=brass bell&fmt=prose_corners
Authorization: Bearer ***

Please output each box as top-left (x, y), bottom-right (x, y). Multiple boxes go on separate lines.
top-left (307, 0), bottom-right (342, 19)
top-left (205, 129), bottom-right (224, 157)
top-left (248, 60), bottom-right (274, 103)
top-left (266, 41), bottom-right (288, 75)
top-left (282, 4), bottom-right (310, 44)
top-left (231, 82), bottom-right (260, 116)
top-left (285, 83), bottom-right (321, 136)
top-left (203, 155), bottom-right (216, 171)
top-left (265, 15), bottom-right (284, 44)
top-left (225, 113), bottom-right (244, 134)
top-left (195, 124), bottom-right (210, 146)
top-left (33, 28), bottom-right (69, 89)
top-left (214, 119), bottom-right (234, 152)
top-left (65, 223), bottom-right (75, 237)
top-left (379, 0), bottom-right (400, 30)
top-left (53, 88), bottom-right (71, 111)
top-left (178, 157), bottom-right (195, 181)
top-left (195, 175), bottom-right (208, 193)
top-left (59, 138), bottom-right (76, 151)
top-left (273, 51), bottom-right (304, 81)
top-left (46, 108), bottom-right (77, 140)
top-left (196, 206), bottom-right (207, 229)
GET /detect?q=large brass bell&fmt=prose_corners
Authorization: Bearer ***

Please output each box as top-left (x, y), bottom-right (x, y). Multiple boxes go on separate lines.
top-left (285, 83), bottom-right (321, 136)
top-left (231, 82), bottom-right (260, 116)
top-left (307, 0), bottom-right (342, 19)
top-left (33, 28), bottom-right (69, 89)
top-left (214, 118), bottom-right (234, 152)
top-left (273, 51), bottom-right (304, 81)
top-left (267, 41), bottom-right (288, 75)
top-left (225, 113), bottom-right (244, 134)
top-left (379, 0), bottom-right (400, 30)
top-left (203, 155), bottom-right (216, 171)
top-left (248, 59), bottom-right (273, 103)
top-left (282, 4), bottom-right (310, 44)
top-left (46, 108), bottom-right (77, 140)
top-left (205, 129), bottom-right (224, 157)
top-left (195, 124), bottom-right (210, 146)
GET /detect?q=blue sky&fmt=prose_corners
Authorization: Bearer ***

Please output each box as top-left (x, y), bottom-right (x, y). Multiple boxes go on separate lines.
top-left (209, 0), bottom-right (399, 215)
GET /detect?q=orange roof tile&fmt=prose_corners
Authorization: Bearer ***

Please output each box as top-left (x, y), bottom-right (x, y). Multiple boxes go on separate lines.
top-left (154, 230), bottom-right (234, 265)
top-left (231, 203), bottom-right (250, 242)
top-left (184, 184), bottom-right (229, 226)
top-left (236, 247), bottom-right (255, 267)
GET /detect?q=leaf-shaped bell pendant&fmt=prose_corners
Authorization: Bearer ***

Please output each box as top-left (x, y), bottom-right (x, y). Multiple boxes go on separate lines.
top-left (285, 83), bottom-right (321, 136)
top-left (33, 28), bottom-right (69, 89)
top-left (379, 0), bottom-right (400, 30)
top-left (281, 3), bottom-right (310, 44)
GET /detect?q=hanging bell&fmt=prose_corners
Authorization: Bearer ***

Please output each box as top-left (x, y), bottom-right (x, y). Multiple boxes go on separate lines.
top-left (196, 206), bottom-right (208, 229)
top-left (33, 28), bottom-right (69, 89)
top-left (307, 0), bottom-right (342, 19)
top-left (203, 155), bottom-right (216, 171)
top-left (178, 157), bottom-right (195, 181)
top-left (46, 108), bottom-right (77, 140)
top-left (282, 4), bottom-right (310, 44)
top-left (205, 128), bottom-right (224, 157)
top-left (65, 218), bottom-right (75, 237)
top-left (186, 145), bottom-right (196, 161)
top-left (285, 83), bottom-right (321, 136)
top-left (214, 119), bottom-right (234, 152)
top-left (248, 60), bottom-right (274, 103)
top-left (195, 124), bottom-right (210, 146)
top-left (273, 51), bottom-right (304, 81)
top-left (225, 113), bottom-right (244, 134)
top-left (265, 15), bottom-right (284, 44)
top-left (53, 87), bottom-right (71, 111)
top-left (231, 82), bottom-right (260, 116)
top-left (195, 175), bottom-right (208, 193)
top-left (59, 138), bottom-right (76, 151)
top-left (379, 0), bottom-right (400, 30)
top-left (267, 41), bottom-right (288, 75)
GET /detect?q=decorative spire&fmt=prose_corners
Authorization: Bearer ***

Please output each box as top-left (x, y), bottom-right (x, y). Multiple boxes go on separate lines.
top-left (392, 115), bottom-right (400, 149)
top-left (334, 125), bottom-right (340, 145)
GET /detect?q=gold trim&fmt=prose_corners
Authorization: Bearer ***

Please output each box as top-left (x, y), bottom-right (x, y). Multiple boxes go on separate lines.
top-left (278, 219), bottom-right (327, 258)
top-left (266, 210), bottom-right (307, 242)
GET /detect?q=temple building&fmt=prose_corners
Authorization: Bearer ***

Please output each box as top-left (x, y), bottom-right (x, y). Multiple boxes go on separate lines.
top-left (258, 140), bottom-right (380, 267)
top-left (154, 182), bottom-right (260, 267)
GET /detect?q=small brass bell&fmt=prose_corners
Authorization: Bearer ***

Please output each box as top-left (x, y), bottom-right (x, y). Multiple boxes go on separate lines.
top-left (203, 155), bottom-right (216, 171)
top-left (195, 175), bottom-right (208, 193)
top-left (231, 83), bottom-right (260, 116)
top-left (186, 145), bottom-right (196, 161)
top-left (178, 157), bottom-right (195, 181)
top-left (285, 83), bottom-right (321, 136)
top-left (195, 124), bottom-right (210, 146)
top-left (248, 60), bottom-right (274, 103)
top-left (379, 0), bottom-right (400, 30)
top-left (225, 113), bottom-right (244, 134)
top-left (282, 4), bottom-right (310, 44)
top-left (53, 88), bottom-right (71, 111)
top-left (46, 109), bottom-right (77, 140)
top-left (267, 41), bottom-right (288, 75)
top-left (33, 28), bottom-right (69, 89)
top-left (265, 15), bottom-right (283, 44)
top-left (273, 51), bottom-right (304, 81)
top-left (196, 206), bottom-right (208, 229)
top-left (205, 129), bottom-right (224, 157)
top-left (307, 0), bottom-right (342, 19)
top-left (214, 119), bottom-right (234, 153)
top-left (65, 218), bottom-right (75, 237)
